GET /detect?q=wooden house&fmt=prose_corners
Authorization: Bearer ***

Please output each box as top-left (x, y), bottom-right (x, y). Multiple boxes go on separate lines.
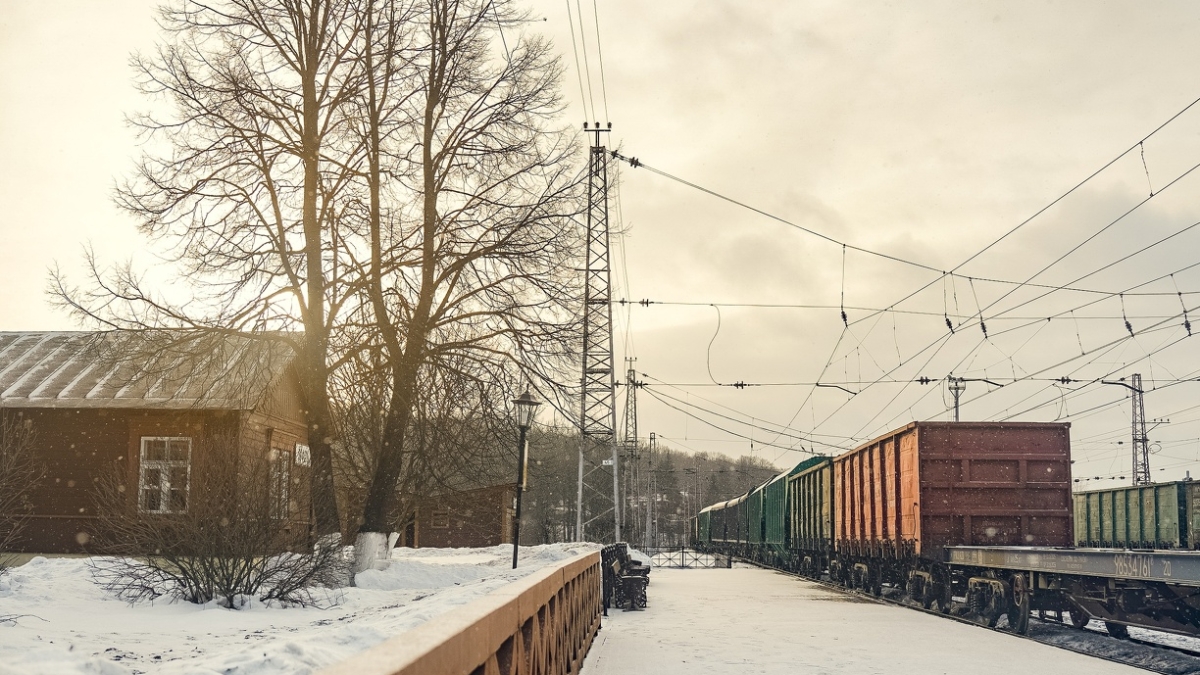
top-left (404, 483), bottom-right (517, 549)
top-left (0, 331), bottom-right (311, 553)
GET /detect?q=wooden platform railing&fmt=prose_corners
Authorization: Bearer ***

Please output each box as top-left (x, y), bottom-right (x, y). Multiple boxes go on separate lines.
top-left (319, 551), bottom-right (603, 675)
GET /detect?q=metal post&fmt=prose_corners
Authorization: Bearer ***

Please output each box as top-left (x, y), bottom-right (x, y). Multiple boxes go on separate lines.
top-left (576, 441), bottom-right (584, 542)
top-left (578, 121), bottom-right (619, 543)
top-left (612, 441), bottom-right (621, 542)
top-left (512, 426), bottom-right (528, 569)
top-left (1131, 373), bottom-right (1150, 485)
top-left (948, 376), bottom-right (966, 422)
top-left (648, 432), bottom-right (657, 548)
top-left (1101, 375), bottom-right (1155, 486)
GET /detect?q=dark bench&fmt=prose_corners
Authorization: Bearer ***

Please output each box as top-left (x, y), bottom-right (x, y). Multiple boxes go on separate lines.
top-left (602, 543), bottom-right (650, 612)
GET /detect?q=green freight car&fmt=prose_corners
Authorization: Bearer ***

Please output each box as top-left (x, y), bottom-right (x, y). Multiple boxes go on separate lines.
top-left (762, 456), bottom-right (828, 567)
top-left (1074, 480), bottom-right (1200, 549)
top-left (746, 483), bottom-right (766, 546)
top-left (787, 457), bottom-right (834, 576)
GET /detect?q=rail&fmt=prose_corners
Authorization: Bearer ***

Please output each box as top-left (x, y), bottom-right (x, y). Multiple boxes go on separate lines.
top-left (318, 551), bottom-right (602, 675)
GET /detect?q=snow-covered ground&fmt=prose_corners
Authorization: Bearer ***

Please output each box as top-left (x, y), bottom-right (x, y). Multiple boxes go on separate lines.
top-left (0, 543), bottom-right (598, 675)
top-left (584, 565), bottom-right (1155, 675)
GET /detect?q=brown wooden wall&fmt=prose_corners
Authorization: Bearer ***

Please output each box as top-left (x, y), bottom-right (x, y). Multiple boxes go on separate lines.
top-left (407, 485), bottom-right (516, 549)
top-left (3, 371), bottom-right (311, 553)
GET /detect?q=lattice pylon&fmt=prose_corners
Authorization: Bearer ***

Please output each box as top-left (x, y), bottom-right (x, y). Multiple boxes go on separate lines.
top-left (622, 359), bottom-right (639, 544)
top-left (1132, 373), bottom-right (1151, 485)
top-left (576, 125), bottom-right (620, 543)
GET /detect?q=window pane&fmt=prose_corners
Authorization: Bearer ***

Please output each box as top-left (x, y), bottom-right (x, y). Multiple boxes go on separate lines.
top-left (142, 487), bottom-right (161, 512)
top-left (144, 439), bottom-right (166, 462)
top-left (169, 439), bottom-right (190, 462)
top-left (169, 488), bottom-right (187, 512)
top-left (169, 467), bottom-right (188, 490)
top-left (142, 467), bottom-right (161, 490)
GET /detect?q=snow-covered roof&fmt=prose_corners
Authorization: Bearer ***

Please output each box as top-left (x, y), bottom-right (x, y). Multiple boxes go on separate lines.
top-left (0, 331), bottom-right (296, 410)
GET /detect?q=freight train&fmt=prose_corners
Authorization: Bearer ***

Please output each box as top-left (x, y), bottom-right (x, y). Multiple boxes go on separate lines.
top-left (691, 421), bottom-right (1200, 639)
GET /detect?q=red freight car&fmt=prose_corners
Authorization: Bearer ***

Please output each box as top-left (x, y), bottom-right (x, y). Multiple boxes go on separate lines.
top-left (831, 421), bottom-right (1072, 603)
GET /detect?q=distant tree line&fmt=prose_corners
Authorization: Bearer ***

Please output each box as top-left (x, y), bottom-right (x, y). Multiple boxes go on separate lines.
top-left (520, 428), bottom-right (780, 548)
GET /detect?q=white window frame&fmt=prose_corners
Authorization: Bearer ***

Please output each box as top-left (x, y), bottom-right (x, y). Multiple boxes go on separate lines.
top-left (139, 436), bottom-right (192, 514)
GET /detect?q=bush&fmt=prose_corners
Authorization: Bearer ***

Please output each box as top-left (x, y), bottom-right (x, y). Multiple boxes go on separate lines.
top-left (0, 413), bottom-right (41, 575)
top-left (90, 433), bottom-right (347, 607)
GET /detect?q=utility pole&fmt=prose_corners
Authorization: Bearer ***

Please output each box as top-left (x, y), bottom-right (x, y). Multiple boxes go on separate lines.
top-left (1101, 373), bottom-right (1165, 486)
top-left (647, 432), bottom-right (657, 549)
top-left (948, 376), bottom-right (967, 422)
top-left (622, 358), bottom-right (639, 545)
top-left (577, 121), bottom-right (621, 543)
top-left (1131, 373), bottom-right (1150, 485)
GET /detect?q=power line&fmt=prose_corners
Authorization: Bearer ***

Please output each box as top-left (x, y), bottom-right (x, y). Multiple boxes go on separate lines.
top-left (643, 385), bottom-right (852, 449)
top-left (843, 94), bottom-right (1200, 330)
top-left (562, 0), bottom-right (593, 121)
top-left (572, 0), bottom-right (598, 120)
top-left (609, 150), bottom-right (945, 274)
top-left (589, 0), bottom-right (609, 121)
top-left (642, 387), bottom-right (834, 455)
top-left (618, 297), bottom-right (1200, 321)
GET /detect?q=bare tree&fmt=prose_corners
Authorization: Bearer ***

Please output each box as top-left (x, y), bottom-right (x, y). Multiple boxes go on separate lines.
top-left (53, 0), bottom-right (582, 571)
top-left (0, 413), bottom-right (41, 574)
top-left (52, 0), bottom-right (374, 538)
top-left (330, 333), bottom-right (525, 539)
top-left (344, 0), bottom-right (584, 569)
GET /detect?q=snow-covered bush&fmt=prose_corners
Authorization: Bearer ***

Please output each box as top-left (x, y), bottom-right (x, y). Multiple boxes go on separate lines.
top-left (89, 432), bottom-right (347, 608)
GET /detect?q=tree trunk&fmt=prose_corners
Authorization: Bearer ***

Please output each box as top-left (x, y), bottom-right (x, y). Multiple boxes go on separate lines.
top-left (299, 0), bottom-right (341, 539)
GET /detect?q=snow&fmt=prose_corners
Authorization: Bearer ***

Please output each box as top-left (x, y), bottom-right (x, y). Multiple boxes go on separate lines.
top-left (583, 565), bottom-right (1150, 674)
top-left (0, 543), bottom-right (599, 675)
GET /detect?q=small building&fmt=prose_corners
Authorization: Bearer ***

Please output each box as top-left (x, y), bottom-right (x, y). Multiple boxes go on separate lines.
top-left (406, 483), bottom-right (517, 549)
top-left (0, 331), bottom-right (311, 553)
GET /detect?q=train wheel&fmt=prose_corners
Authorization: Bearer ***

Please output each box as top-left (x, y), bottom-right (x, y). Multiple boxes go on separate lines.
top-left (1105, 622), bottom-right (1129, 639)
top-left (1008, 573), bottom-right (1030, 635)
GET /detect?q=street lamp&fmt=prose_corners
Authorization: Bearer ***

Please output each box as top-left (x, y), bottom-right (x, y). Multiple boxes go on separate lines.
top-left (511, 390), bottom-right (541, 569)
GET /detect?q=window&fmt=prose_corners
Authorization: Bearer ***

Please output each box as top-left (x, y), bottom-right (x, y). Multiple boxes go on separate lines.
top-left (270, 448), bottom-right (291, 519)
top-left (139, 437), bottom-right (191, 514)
top-left (431, 509), bottom-right (450, 529)
top-left (294, 443), bottom-right (310, 467)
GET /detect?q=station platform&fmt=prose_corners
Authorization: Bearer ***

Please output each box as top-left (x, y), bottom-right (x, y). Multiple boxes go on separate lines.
top-left (581, 565), bottom-right (1142, 675)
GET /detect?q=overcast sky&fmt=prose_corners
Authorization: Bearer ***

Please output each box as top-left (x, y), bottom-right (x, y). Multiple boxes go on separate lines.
top-left (5, 2), bottom-right (1200, 487)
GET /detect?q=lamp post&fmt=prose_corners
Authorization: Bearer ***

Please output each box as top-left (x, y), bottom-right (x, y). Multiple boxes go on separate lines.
top-left (512, 390), bottom-right (541, 569)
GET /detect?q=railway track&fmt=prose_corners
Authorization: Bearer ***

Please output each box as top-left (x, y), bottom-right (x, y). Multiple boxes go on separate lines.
top-left (1034, 614), bottom-right (1200, 661)
top-left (744, 558), bottom-right (1200, 675)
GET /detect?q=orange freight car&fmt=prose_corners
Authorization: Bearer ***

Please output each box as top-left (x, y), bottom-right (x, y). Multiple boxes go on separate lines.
top-left (831, 421), bottom-right (1072, 601)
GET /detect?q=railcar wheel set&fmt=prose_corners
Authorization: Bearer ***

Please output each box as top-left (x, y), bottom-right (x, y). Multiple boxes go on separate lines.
top-left (690, 421), bottom-right (1200, 639)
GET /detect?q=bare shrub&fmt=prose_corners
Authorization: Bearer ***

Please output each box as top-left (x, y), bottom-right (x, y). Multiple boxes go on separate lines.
top-left (0, 412), bottom-right (41, 575)
top-left (90, 432), bottom-right (347, 607)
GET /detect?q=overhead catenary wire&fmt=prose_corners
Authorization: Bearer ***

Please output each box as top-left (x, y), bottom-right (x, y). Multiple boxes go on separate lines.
top-left (614, 96), bottom-right (1200, 474)
top-left (572, 0), bottom-right (598, 120)
top-left (611, 97), bottom-right (1200, 465)
top-left (562, 0), bottom-right (593, 121)
top-left (643, 386), bottom-right (831, 455)
top-left (644, 385), bottom-right (846, 449)
top-left (589, 0), bottom-right (609, 121)
top-left (610, 150), bottom-right (945, 274)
